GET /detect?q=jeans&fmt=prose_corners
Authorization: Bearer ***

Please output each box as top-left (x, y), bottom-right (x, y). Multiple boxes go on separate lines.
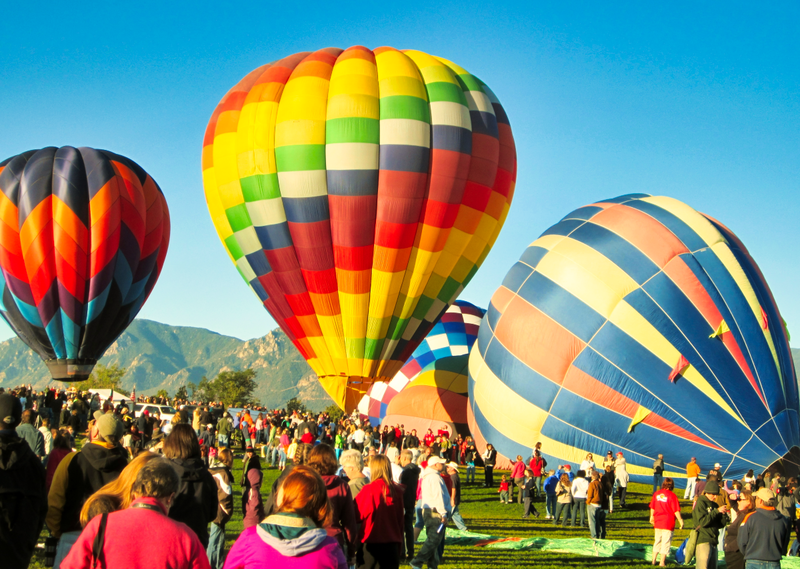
top-left (696, 543), bottom-right (718, 569)
top-left (403, 503), bottom-right (415, 559)
top-left (617, 486), bottom-right (627, 506)
top-left (466, 464), bottom-right (475, 483)
top-left (523, 497), bottom-right (539, 517)
top-left (411, 508), bottom-right (445, 569)
top-left (684, 477), bottom-right (697, 499)
top-left (207, 522), bottom-right (226, 569)
top-left (571, 498), bottom-right (587, 526)
top-left (217, 434), bottom-right (229, 448)
top-left (588, 505), bottom-right (606, 539)
top-left (533, 476), bottom-right (542, 497)
top-left (554, 502), bottom-right (572, 526)
top-left (653, 474), bottom-right (663, 494)
top-left (484, 466), bottom-right (494, 486)
top-left (745, 561), bottom-right (781, 569)
top-left (52, 530), bottom-right (81, 569)
top-left (450, 504), bottom-right (467, 531)
top-left (546, 493), bottom-right (556, 517)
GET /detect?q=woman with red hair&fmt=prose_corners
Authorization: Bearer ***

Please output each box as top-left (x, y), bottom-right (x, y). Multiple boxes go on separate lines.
top-left (224, 465), bottom-right (346, 569)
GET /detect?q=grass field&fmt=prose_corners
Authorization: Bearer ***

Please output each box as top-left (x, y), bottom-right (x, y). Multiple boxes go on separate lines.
top-left (29, 450), bottom-right (687, 569)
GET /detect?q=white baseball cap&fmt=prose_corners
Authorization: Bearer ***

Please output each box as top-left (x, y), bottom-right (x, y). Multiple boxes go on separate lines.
top-left (428, 456), bottom-right (446, 466)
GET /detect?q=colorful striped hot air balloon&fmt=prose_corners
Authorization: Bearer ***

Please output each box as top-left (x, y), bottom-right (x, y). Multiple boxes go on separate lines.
top-left (357, 300), bottom-right (484, 429)
top-left (203, 46), bottom-right (516, 411)
top-left (469, 194), bottom-right (799, 483)
top-left (0, 147), bottom-right (170, 381)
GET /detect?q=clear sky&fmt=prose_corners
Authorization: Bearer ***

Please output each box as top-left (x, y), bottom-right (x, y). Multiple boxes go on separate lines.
top-left (0, 2), bottom-right (797, 345)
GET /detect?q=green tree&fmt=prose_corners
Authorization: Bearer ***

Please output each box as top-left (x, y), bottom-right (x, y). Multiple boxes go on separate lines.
top-left (76, 363), bottom-right (129, 395)
top-left (286, 397), bottom-right (307, 414)
top-left (156, 389), bottom-right (169, 400)
top-left (324, 404), bottom-right (344, 421)
top-left (209, 370), bottom-right (257, 407)
top-left (174, 385), bottom-right (188, 401)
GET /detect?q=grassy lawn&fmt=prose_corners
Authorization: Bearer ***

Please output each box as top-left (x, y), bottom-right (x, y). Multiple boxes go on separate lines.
top-left (29, 450), bottom-right (684, 568)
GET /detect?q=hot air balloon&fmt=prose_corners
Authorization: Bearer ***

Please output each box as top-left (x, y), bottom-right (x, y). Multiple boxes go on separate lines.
top-left (469, 194), bottom-right (799, 483)
top-left (357, 300), bottom-right (484, 433)
top-left (203, 46), bottom-right (516, 410)
top-left (0, 147), bottom-right (170, 381)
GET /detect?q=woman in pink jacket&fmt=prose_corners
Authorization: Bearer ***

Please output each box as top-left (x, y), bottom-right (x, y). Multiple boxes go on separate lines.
top-left (224, 465), bottom-right (347, 569)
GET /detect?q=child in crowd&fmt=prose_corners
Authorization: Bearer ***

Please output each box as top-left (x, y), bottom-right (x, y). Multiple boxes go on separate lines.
top-left (499, 475), bottom-right (511, 503)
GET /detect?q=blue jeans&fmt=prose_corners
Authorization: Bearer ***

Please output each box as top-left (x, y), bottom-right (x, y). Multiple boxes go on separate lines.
top-left (546, 493), bottom-right (556, 517)
top-left (588, 505), bottom-right (606, 538)
top-left (466, 464), bottom-right (475, 483)
top-left (217, 434), bottom-right (229, 448)
top-left (571, 497), bottom-right (587, 526)
top-left (207, 522), bottom-right (226, 569)
top-left (745, 562), bottom-right (780, 569)
top-left (653, 474), bottom-right (663, 494)
top-left (450, 505), bottom-right (467, 531)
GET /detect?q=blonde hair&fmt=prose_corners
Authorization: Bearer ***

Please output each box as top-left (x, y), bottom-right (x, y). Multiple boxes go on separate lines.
top-left (368, 455), bottom-right (395, 502)
top-left (80, 451), bottom-right (158, 526)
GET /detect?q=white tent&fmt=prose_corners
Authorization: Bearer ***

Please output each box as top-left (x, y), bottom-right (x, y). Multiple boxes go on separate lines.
top-left (88, 389), bottom-right (131, 403)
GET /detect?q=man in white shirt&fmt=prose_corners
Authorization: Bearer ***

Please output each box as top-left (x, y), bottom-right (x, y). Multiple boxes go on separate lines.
top-left (352, 426), bottom-right (366, 452)
top-left (411, 456), bottom-right (451, 569)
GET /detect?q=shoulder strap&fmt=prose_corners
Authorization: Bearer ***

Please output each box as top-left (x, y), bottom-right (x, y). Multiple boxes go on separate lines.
top-left (91, 513), bottom-right (109, 567)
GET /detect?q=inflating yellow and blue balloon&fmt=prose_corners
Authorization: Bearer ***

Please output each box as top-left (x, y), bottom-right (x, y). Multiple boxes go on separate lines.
top-left (203, 47), bottom-right (516, 410)
top-left (469, 194), bottom-right (798, 481)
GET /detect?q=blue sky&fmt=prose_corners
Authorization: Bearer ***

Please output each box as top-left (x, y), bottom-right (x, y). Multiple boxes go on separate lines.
top-left (0, 2), bottom-right (797, 344)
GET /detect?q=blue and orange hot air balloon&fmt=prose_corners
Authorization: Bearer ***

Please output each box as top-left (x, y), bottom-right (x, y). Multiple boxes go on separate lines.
top-left (203, 46), bottom-right (516, 410)
top-left (469, 194), bottom-right (799, 482)
top-left (0, 147), bottom-right (170, 381)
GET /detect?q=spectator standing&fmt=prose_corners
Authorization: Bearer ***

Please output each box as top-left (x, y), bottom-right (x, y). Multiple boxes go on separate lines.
top-left (685, 457), bottom-right (702, 500)
top-left (340, 449), bottom-right (369, 498)
top-left (724, 491), bottom-right (754, 569)
top-left (446, 462), bottom-right (467, 531)
top-left (60, 457), bottom-right (211, 569)
top-left (410, 456), bottom-right (451, 569)
top-left (553, 473), bottom-right (574, 526)
top-left (0, 393), bottom-right (47, 569)
top-left (355, 455), bottom-right (405, 569)
top-left (224, 465), bottom-right (347, 569)
top-left (586, 470), bottom-right (607, 539)
top-left (464, 440), bottom-right (477, 485)
top-left (16, 409), bottom-right (45, 460)
top-left (738, 487), bottom-right (792, 569)
top-left (649, 478), bottom-right (683, 566)
top-left (521, 468), bottom-right (540, 519)
top-left (510, 455), bottom-right (525, 504)
top-left (571, 469), bottom-right (589, 527)
top-left (241, 446), bottom-right (264, 529)
top-left (614, 453), bottom-right (630, 507)
top-left (543, 469), bottom-right (559, 519)
top-left (482, 443), bottom-right (497, 487)
top-left (208, 448), bottom-right (234, 569)
top-left (692, 479), bottom-right (730, 569)
top-left (399, 449), bottom-right (420, 560)
top-left (529, 450), bottom-right (545, 497)
top-left (653, 454), bottom-right (665, 494)
top-left (216, 414), bottom-right (232, 449)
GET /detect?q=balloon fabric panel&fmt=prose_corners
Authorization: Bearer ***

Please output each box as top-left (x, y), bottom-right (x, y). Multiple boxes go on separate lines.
top-left (203, 47), bottom-right (516, 410)
top-left (469, 194), bottom-right (798, 483)
top-left (0, 147), bottom-right (170, 381)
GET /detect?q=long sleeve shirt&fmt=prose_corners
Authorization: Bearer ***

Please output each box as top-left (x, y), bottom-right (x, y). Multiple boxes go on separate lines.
top-left (418, 467), bottom-right (452, 516)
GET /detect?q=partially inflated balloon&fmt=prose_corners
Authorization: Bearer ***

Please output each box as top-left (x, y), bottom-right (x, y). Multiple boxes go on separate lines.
top-left (203, 47), bottom-right (516, 410)
top-left (357, 300), bottom-right (484, 428)
top-left (469, 194), bottom-right (798, 482)
top-left (0, 147), bottom-right (170, 381)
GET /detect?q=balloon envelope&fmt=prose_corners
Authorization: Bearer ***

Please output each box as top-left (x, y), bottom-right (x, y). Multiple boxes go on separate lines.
top-left (203, 46), bottom-right (516, 410)
top-left (469, 194), bottom-right (798, 482)
top-left (0, 147), bottom-right (170, 381)
top-left (357, 300), bottom-right (484, 428)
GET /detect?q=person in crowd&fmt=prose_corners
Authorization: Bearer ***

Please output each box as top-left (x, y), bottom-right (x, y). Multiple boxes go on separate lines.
top-left (0, 393), bottom-right (47, 569)
top-left (340, 449), bottom-right (369, 498)
top-left (45, 430), bottom-right (73, 492)
top-left (216, 413), bottom-right (233, 449)
top-left (224, 465), bottom-right (347, 569)
top-left (398, 449), bottom-right (420, 560)
top-left (410, 456), bottom-right (451, 569)
top-left (162, 423), bottom-right (219, 548)
top-left (61, 457), bottom-right (210, 569)
top-left (543, 469), bottom-right (559, 519)
top-left (586, 470), bottom-right (607, 539)
top-left (241, 445), bottom-right (264, 529)
top-left (602, 450), bottom-right (615, 471)
top-left (403, 428), bottom-right (419, 451)
top-left (48, 413), bottom-right (128, 568)
top-left (79, 451), bottom-right (159, 527)
top-left (16, 408), bottom-right (45, 460)
top-left (614, 452), bottom-right (630, 507)
top-left (529, 449), bottom-right (546, 498)
top-left (308, 444), bottom-right (358, 564)
top-left (510, 454), bottom-right (525, 504)
top-left (776, 477), bottom-right (797, 520)
top-left (463, 439), bottom-right (477, 485)
top-left (724, 491), bottom-right (754, 569)
top-left (580, 453), bottom-right (595, 475)
top-left (649, 478), bottom-right (683, 567)
top-left (446, 462), bottom-right (467, 531)
top-left (208, 447), bottom-right (234, 569)
top-left (521, 468), bottom-right (539, 518)
top-left (571, 469), bottom-right (589, 527)
top-left (39, 415), bottom-right (53, 457)
top-left (553, 473), bottom-right (574, 526)
top-left (685, 456), bottom-right (702, 500)
top-left (738, 487), bottom-right (792, 568)
top-left (354, 455), bottom-right (405, 569)
top-left (482, 443), bottom-right (497, 487)
top-left (498, 474), bottom-right (510, 504)
top-left (692, 478), bottom-right (729, 569)
top-left (653, 454), bottom-right (665, 494)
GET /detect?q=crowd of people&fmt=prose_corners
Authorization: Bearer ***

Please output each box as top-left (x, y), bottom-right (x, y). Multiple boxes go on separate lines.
top-left (1, 383), bottom-right (799, 569)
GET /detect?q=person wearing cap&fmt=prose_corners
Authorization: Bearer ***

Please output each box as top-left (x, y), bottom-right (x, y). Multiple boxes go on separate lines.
top-left (410, 456), bottom-right (451, 569)
top-left (685, 457), bottom-right (702, 500)
top-left (446, 461), bottom-right (467, 531)
top-left (737, 487), bottom-right (792, 569)
top-left (0, 393), bottom-right (48, 569)
top-left (47, 412), bottom-right (128, 568)
top-left (691, 478), bottom-right (730, 569)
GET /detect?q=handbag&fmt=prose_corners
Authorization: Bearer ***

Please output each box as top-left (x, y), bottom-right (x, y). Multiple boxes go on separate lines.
top-left (683, 527), bottom-right (700, 565)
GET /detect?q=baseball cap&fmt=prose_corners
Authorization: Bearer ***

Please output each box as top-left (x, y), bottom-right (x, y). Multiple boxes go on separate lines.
top-left (428, 456), bottom-right (446, 466)
top-left (616, 452), bottom-right (623, 456)
top-left (447, 462), bottom-right (459, 470)
top-left (714, 463), bottom-right (721, 469)
top-left (93, 410), bottom-right (104, 422)
top-left (207, 424), bottom-right (214, 429)
top-left (0, 394), bottom-right (22, 428)
top-left (755, 487), bottom-right (776, 502)
top-left (96, 414), bottom-right (123, 442)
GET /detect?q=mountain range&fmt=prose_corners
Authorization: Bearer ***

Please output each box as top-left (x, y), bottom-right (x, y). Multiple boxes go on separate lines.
top-left (0, 319), bottom-right (334, 410)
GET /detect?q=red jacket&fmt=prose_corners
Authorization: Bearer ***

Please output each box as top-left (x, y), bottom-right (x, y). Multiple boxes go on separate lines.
top-left (61, 497), bottom-right (209, 569)
top-left (529, 456), bottom-right (544, 477)
top-left (354, 479), bottom-right (405, 544)
top-left (321, 475), bottom-right (357, 554)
